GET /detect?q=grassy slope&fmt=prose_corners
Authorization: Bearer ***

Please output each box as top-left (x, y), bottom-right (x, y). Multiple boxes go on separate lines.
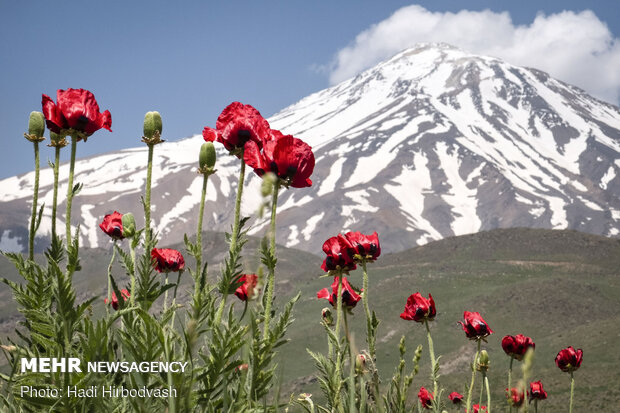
top-left (1, 228), bottom-right (619, 411)
top-left (278, 228), bottom-right (620, 411)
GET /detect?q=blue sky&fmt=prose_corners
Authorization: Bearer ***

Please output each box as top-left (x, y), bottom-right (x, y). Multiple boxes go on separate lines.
top-left (1, 1), bottom-right (619, 179)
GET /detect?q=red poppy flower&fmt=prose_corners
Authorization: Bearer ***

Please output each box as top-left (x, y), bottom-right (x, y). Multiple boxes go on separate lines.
top-left (244, 133), bottom-right (315, 188)
top-left (448, 391), bottom-right (463, 404)
top-left (41, 88), bottom-right (111, 138)
top-left (507, 387), bottom-right (524, 407)
top-left (317, 276), bottom-right (362, 308)
top-left (417, 387), bottom-right (433, 409)
top-left (472, 404), bottom-right (487, 413)
top-left (104, 289), bottom-right (130, 310)
top-left (400, 292), bottom-right (436, 322)
top-left (555, 346), bottom-right (583, 373)
top-left (502, 334), bottom-right (535, 361)
top-left (203, 102), bottom-right (270, 154)
top-left (529, 381), bottom-right (547, 400)
top-left (320, 235), bottom-right (357, 274)
top-left (151, 248), bottom-right (185, 273)
top-left (458, 311), bottom-right (493, 340)
top-left (341, 231), bottom-right (381, 263)
top-left (99, 211), bottom-right (124, 240)
top-left (234, 274), bottom-right (258, 301)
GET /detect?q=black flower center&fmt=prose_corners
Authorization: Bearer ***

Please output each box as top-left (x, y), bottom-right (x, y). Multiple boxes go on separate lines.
top-left (76, 115), bottom-right (89, 131)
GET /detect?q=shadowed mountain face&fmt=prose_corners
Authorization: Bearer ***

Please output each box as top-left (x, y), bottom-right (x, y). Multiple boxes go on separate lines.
top-left (1, 43), bottom-right (619, 254)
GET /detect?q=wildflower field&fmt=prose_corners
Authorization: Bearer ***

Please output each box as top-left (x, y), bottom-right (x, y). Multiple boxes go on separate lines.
top-left (1, 89), bottom-right (619, 412)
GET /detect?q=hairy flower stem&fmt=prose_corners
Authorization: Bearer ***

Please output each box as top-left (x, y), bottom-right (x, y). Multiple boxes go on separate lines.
top-left (230, 155), bottom-right (246, 254)
top-left (130, 245), bottom-right (137, 306)
top-left (195, 173), bottom-right (210, 282)
top-left (484, 374), bottom-right (491, 413)
top-left (214, 158), bottom-right (246, 327)
top-left (65, 135), bottom-right (78, 244)
top-left (170, 271), bottom-right (182, 329)
top-left (163, 274), bottom-right (169, 311)
top-left (361, 262), bottom-right (375, 357)
top-left (144, 144), bottom-right (155, 246)
top-left (425, 320), bottom-right (438, 399)
top-left (362, 261), bottom-right (381, 409)
top-left (507, 357), bottom-right (514, 407)
top-left (478, 375), bottom-right (484, 408)
top-left (534, 399), bottom-right (538, 413)
top-left (569, 372), bottom-right (575, 413)
top-left (334, 275), bottom-right (344, 411)
top-left (465, 340), bottom-right (482, 413)
top-left (164, 337), bottom-right (177, 413)
top-left (28, 141), bottom-right (41, 260)
top-left (106, 242), bottom-right (117, 315)
top-left (262, 182), bottom-right (279, 339)
top-left (344, 311), bottom-right (355, 411)
top-left (51, 147), bottom-right (61, 240)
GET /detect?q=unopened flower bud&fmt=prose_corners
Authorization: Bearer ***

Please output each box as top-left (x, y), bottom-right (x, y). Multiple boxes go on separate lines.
top-left (321, 307), bottom-right (333, 326)
top-left (199, 142), bottom-right (216, 170)
top-left (121, 213), bottom-right (136, 238)
top-left (297, 393), bottom-right (313, 404)
top-left (477, 350), bottom-right (490, 372)
top-left (28, 111), bottom-right (45, 138)
top-left (355, 354), bottom-right (367, 374)
top-left (261, 172), bottom-right (277, 197)
top-left (143, 111), bottom-right (163, 140)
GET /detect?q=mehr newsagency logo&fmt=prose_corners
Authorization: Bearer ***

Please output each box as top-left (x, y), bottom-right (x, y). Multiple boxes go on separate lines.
top-left (19, 358), bottom-right (186, 399)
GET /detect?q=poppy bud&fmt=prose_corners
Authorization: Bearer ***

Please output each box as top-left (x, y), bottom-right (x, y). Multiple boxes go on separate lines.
top-left (355, 354), bottom-right (367, 374)
top-left (321, 307), bottom-right (333, 326)
top-left (477, 350), bottom-right (490, 372)
top-left (199, 142), bottom-right (216, 170)
top-left (0, 345), bottom-right (17, 352)
top-left (143, 111), bottom-right (163, 140)
top-left (121, 213), bottom-right (136, 238)
top-left (261, 172), bottom-right (277, 197)
top-left (28, 111), bottom-right (45, 138)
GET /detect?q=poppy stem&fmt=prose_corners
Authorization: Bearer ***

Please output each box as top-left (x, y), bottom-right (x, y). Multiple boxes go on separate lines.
top-left (425, 319), bottom-right (438, 399)
top-left (170, 271), bottom-right (182, 329)
top-left (507, 357), bottom-right (513, 407)
top-left (361, 262), bottom-right (375, 358)
top-left (362, 262), bottom-right (381, 406)
top-left (28, 140), bottom-right (41, 260)
top-left (65, 135), bottom-right (78, 244)
top-left (106, 241), bottom-right (117, 315)
top-left (465, 340), bottom-right (481, 413)
top-left (569, 371), bottom-right (574, 413)
top-left (130, 244), bottom-right (137, 307)
top-left (230, 153), bottom-right (246, 253)
top-left (334, 275), bottom-right (344, 410)
top-left (484, 374), bottom-right (491, 413)
top-left (144, 144), bottom-right (154, 246)
top-left (534, 399), bottom-right (538, 413)
top-left (163, 273), bottom-right (169, 311)
top-left (195, 172), bottom-right (210, 282)
top-left (478, 372), bottom-right (484, 409)
top-left (51, 146), bottom-right (61, 240)
top-left (214, 157), bottom-right (246, 327)
top-left (262, 182), bottom-right (279, 340)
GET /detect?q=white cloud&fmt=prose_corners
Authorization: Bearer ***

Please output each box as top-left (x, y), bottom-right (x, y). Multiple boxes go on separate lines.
top-left (328, 6), bottom-right (620, 105)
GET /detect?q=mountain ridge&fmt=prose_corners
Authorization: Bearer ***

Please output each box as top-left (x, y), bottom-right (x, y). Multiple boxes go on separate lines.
top-left (1, 43), bottom-right (619, 254)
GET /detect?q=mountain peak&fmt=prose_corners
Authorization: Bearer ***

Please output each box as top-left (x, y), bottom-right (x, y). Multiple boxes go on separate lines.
top-left (1, 48), bottom-right (618, 254)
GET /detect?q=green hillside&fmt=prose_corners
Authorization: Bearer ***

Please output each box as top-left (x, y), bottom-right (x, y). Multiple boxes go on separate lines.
top-left (278, 228), bottom-right (620, 411)
top-left (1, 228), bottom-right (619, 411)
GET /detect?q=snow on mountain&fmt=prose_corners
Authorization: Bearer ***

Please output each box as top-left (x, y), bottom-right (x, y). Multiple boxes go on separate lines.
top-left (1, 43), bottom-right (619, 254)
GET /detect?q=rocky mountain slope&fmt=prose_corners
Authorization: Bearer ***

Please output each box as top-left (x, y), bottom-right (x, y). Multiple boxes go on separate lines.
top-left (1, 43), bottom-right (619, 253)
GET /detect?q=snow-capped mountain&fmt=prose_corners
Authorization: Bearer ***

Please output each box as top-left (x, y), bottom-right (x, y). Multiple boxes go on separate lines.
top-left (1, 43), bottom-right (619, 254)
